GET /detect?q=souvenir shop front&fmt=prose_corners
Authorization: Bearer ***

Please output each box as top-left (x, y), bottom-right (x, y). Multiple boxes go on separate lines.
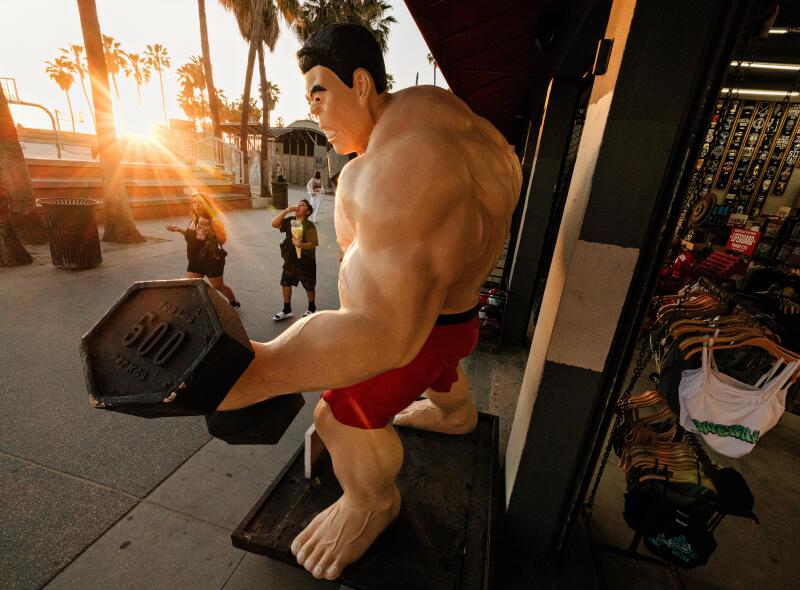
top-left (498, 0), bottom-right (800, 587)
top-left (579, 6), bottom-right (800, 590)
top-left (588, 44), bottom-right (800, 590)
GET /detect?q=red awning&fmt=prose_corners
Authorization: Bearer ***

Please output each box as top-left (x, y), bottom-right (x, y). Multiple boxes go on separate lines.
top-left (405, 0), bottom-right (561, 144)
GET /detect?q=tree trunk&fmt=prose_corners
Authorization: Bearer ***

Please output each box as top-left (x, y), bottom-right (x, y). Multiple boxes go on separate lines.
top-left (110, 74), bottom-right (125, 130)
top-left (0, 204), bottom-right (32, 266)
top-left (78, 71), bottom-right (95, 124)
top-left (77, 0), bottom-right (143, 243)
top-left (158, 69), bottom-right (168, 128)
top-left (111, 72), bottom-right (120, 100)
top-left (0, 89), bottom-right (34, 266)
top-left (257, 44), bottom-right (272, 200)
top-left (200, 90), bottom-right (208, 135)
top-left (66, 90), bottom-right (76, 132)
top-left (0, 87), bottom-right (47, 245)
top-left (198, 0), bottom-right (221, 139)
top-left (239, 37), bottom-right (259, 198)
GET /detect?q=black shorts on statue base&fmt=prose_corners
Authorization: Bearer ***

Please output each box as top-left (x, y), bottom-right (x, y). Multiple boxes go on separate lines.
top-left (281, 270), bottom-right (315, 291)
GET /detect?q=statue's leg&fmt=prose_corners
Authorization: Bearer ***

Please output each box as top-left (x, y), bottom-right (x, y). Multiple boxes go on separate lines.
top-left (393, 366), bottom-right (478, 434)
top-left (292, 398), bottom-right (403, 580)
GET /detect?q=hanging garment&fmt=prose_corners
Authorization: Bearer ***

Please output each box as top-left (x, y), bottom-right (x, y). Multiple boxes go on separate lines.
top-left (678, 344), bottom-right (798, 457)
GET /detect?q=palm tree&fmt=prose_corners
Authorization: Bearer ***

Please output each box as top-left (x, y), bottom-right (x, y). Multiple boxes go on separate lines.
top-left (230, 95), bottom-right (263, 123)
top-left (263, 81), bottom-right (279, 121)
top-left (0, 86), bottom-right (45, 263)
top-left (385, 73), bottom-right (395, 91)
top-left (125, 52), bottom-right (152, 106)
top-left (257, 45), bottom-right (271, 198)
top-left (177, 58), bottom-right (206, 94)
top-left (76, 0), bottom-right (143, 243)
top-left (427, 53), bottom-right (438, 86)
top-left (102, 35), bottom-right (129, 101)
top-left (275, 116), bottom-right (285, 127)
top-left (220, 0), bottom-right (301, 198)
top-left (177, 93), bottom-right (204, 132)
top-left (197, 0), bottom-right (222, 139)
top-left (60, 43), bottom-right (95, 124)
top-left (294, 0), bottom-right (396, 53)
top-left (144, 43), bottom-right (172, 128)
top-left (45, 56), bottom-right (77, 132)
top-left (177, 57), bottom-right (209, 133)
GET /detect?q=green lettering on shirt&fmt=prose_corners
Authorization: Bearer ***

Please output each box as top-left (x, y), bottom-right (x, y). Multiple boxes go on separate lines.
top-left (691, 419), bottom-right (760, 445)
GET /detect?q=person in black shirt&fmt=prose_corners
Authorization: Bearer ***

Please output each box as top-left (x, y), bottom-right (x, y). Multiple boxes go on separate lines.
top-left (270, 199), bottom-right (318, 320)
top-left (166, 192), bottom-right (241, 309)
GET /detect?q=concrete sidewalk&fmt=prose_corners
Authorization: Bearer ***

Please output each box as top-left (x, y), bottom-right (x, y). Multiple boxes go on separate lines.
top-left (4, 185), bottom-right (798, 590)
top-left (0, 186), bottom-right (353, 590)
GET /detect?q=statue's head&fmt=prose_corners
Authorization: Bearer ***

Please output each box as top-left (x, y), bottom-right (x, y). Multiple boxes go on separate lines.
top-left (298, 24), bottom-right (387, 155)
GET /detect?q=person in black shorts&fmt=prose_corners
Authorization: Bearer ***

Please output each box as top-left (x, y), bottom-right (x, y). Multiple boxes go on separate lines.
top-left (166, 192), bottom-right (241, 309)
top-left (270, 199), bottom-right (318, 320)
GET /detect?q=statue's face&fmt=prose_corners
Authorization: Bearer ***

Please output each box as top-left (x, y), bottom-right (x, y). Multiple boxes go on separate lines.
top-left (305, 65), bottom-right (371, 155)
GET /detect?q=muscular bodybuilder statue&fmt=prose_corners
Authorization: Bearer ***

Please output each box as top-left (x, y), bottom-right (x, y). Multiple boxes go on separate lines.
top-left (218, 24), bottom-right (521, 581)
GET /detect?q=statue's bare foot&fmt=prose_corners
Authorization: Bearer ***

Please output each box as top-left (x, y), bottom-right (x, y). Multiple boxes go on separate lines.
top-left (393, 398), bottom-right (478, 434)
top-left (291, 486), bottom-right (401, 580)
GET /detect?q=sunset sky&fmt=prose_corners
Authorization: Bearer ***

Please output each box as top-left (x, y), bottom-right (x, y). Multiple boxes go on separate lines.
top-left (1, 1), bottom-right (439, 136)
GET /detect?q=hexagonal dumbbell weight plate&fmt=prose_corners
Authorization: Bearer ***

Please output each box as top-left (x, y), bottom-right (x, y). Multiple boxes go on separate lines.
top-left (80, 278), bottom-right (255, 417)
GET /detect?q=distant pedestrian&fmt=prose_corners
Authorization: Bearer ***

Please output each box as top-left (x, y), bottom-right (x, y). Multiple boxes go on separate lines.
top-left (271, 199), bottom-right (318, 320)
top-left (166, 192), bottom-right (241, 309)
top-left (306, 170), bottom-right (324, 222)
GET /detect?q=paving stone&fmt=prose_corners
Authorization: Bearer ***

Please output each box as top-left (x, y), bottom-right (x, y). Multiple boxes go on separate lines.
top-left (147, 436), bottom-right (303, 530)
top-left (0, 453), bottom-right (136, 590)
top-left (223, 554), bottom-right (339, 590)
top-left (284, 392), bottom-right (322, 443)
top-left (45, 502), bottom-right (244, 590)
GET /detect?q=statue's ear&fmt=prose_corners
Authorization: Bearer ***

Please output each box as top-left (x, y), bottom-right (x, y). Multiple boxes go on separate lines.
top-left (352, 68), bottom-right (374, 103)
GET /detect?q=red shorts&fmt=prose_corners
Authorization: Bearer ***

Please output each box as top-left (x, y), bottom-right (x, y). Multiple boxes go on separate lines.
top-left (322, 316), bottom-right (479, 429)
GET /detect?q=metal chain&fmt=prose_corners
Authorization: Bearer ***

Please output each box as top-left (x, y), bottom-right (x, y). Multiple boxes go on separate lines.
top-left (584, 341), bottom-right (652, 516)
top-left (583, 287), bottom-right (693, 517)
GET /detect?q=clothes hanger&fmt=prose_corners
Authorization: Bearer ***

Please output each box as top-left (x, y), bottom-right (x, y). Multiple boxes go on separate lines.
top-left (669, 311), bottom-right (769, 335)
top-left (683, 334), bottom-right (800, 364)
top-left (677, 325), bottom-right (769, 353)
top-left (621, 390), bottom-right (665, 409)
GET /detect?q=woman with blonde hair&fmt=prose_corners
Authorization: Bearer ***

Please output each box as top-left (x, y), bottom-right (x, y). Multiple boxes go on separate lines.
top-left (166, 192), bottom-right (241, 309)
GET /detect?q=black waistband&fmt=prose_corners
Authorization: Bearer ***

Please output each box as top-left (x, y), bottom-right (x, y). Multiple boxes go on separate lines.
top-left (435, 304), bottom-right (481, 326)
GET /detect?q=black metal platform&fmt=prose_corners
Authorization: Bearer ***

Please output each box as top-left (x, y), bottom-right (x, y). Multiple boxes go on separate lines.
top-left (232, 413), bottom-right (501, 590)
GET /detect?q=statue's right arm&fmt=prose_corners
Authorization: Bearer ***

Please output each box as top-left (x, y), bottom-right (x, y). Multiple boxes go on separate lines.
top-left (220, 134), bottom-right (474, 410)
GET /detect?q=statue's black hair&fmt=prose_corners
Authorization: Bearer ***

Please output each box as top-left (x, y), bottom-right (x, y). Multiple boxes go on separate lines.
top-left (297, 23), bottom-right (387, 94)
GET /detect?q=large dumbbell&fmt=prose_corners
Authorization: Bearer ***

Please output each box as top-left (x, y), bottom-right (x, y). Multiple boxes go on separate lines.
top-left (80, 278), bottom-right (303, 444)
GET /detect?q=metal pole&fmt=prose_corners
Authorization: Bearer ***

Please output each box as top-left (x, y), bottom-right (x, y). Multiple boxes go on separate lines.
top-left (10, 99), bottom-right (62, 159)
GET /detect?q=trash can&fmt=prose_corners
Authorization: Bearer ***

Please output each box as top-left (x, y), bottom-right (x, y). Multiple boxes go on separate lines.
top-left (36, 198), bottom-right (102, 269)
top-left (272, 181), bottom-right (288, 209)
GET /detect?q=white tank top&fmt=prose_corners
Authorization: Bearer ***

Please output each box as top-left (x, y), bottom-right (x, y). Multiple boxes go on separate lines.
top-left (678, 343), bottom-right (798, 458)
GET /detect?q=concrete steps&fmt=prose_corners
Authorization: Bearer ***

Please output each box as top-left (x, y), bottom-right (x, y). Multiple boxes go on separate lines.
top-left (27, 158), bottom-right (251, 221)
